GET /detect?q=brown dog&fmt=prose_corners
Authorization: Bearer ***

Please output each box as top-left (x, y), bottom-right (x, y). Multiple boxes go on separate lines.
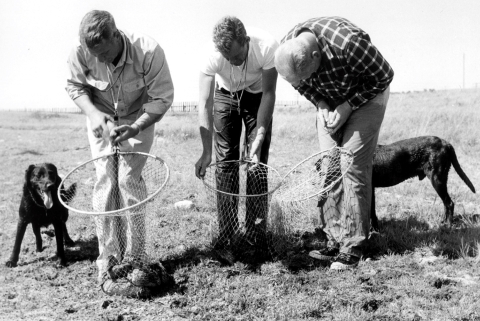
top-left (371, 136), bottom-right (476, 230)
top-left (6, 163), bottom-right (76, 267)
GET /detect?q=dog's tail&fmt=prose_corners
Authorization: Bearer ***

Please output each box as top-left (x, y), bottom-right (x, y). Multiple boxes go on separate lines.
top-left (448, 144), bottom-right (476, 193)
top-left (60, 183), bottom-right (77, 204)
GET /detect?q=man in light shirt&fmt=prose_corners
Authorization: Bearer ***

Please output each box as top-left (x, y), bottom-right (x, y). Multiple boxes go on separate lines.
top-left (66, 10), bottom-right (174, 281)
top-left (195, 16), bottom-right (278, 250)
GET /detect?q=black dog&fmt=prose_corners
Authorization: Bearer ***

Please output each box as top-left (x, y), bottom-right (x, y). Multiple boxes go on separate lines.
top-left (371, 136), bottom-right (476, 230)
top-left (6, 163), bottom-right (76, 267)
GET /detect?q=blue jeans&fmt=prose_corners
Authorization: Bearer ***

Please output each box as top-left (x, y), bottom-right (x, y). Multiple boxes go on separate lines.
top-left (213, 88), bottom-right (272, 241)
top-left (317, 87), bottom-right (390, 257)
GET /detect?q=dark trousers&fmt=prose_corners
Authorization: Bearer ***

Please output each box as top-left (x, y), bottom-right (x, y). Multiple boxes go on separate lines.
top-left (213, 88), bottom-right (272, 241)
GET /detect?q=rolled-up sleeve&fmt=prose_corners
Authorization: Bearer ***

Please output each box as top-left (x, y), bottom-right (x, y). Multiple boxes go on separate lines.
top-left (345, 35), bottom-right (394, 110)
top-left (65, 46), bottom-right (92, 100)
top-left (142, 44), bottom-right (174, 114)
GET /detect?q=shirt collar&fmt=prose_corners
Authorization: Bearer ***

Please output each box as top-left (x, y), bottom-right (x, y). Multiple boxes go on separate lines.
top-left (118, 30), bottom-right (133, 65)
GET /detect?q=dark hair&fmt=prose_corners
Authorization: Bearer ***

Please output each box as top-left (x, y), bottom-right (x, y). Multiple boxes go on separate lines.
top-left (212, 16), bottom-right (248, 56)
top-left (79, 10), bottom-right (118, 48)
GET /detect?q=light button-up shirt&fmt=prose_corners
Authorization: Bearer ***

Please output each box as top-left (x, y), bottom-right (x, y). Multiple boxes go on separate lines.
top-left (66, 30), bottom-right (174, 120)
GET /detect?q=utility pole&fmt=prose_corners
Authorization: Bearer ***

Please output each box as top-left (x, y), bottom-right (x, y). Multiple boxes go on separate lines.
top-left (463, 53), bottom-right (465, 89)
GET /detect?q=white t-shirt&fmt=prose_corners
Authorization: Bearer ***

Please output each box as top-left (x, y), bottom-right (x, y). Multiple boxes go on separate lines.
top-left (200, 27), bottom-right (279, 94)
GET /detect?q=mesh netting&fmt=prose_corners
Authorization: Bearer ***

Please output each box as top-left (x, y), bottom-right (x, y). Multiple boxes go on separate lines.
top-left (268, 146), bottom-right (354, 257)
top-left (58, 151), bottom-right (171, 297)
top-left (201, 160), bottom-right (283, 263)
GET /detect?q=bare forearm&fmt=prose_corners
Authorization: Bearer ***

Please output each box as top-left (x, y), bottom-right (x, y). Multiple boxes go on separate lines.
top-left (198, 99), bottom-right (213, 155)
top-left (256, 91), bottom-right (275, 137)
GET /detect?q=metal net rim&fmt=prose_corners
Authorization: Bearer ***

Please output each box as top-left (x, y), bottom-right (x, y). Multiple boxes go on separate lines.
top-left (276, 146), bottom-right (354, 202)
top-left (57, 151), bottom-right (169, 216)
top-left (201, 159), bottom-right (283, 197)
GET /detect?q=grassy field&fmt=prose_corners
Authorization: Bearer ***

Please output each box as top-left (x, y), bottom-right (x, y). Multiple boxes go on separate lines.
top-left (0, 88), bottom-right (479, 320)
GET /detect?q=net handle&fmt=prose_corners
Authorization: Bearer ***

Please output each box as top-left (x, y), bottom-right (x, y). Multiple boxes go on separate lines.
top-left (57, 151), bottom-right (170, 216)
top-left (201, 159), bottom-right (283, 197)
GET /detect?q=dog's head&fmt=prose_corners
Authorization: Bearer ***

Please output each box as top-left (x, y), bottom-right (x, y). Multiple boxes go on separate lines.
top-left (25, 163), bottom-right (60, 209)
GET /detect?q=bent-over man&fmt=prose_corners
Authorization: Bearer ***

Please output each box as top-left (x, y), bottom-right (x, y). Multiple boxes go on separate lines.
top-left (195, 16), bottom-right (278, 248)
top-left (275, 16), bottom-right (393, 270)
top-left (66, 10), bottom-right (174, 281)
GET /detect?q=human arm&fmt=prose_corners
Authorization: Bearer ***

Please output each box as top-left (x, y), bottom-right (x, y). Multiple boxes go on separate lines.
top-left (110, 43), bottom-right (174, 144)
top-left (73, 95), bottom-right (115, 139)
top-left (343, 35), bottom-right (394, 110)
top-left (249, 67), bottom-right (277, 163)
top-left (294, 81), bottom-right (341, 134)
top-left (325, 35), bottom-right (393, 133)
top-left (194, 72), bottom-right (215, 179)
top-left (110, 112), bottom-right (165, 144)
top-left (66, 46), bottom-right (115, 139)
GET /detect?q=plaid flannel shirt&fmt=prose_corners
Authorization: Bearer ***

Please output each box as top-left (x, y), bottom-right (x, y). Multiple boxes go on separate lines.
top-left (281, 17), bottom-right (394, 110)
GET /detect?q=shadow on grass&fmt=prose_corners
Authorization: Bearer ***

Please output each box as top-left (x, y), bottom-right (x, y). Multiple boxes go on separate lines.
top-left (152, 214), bottom-right (480, 279)
top-left (160, 229), bottom-right (331, 275)
top-left (368, 215), bottom-right (480, 259)
top-left (12, 235), bottom-right (99, 267)
top-left (66, 236), bottom-right (99, 262)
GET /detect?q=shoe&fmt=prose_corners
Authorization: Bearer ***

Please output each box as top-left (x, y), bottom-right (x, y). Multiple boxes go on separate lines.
top-left (308, 247), bottom-right (339, 262)
top-left (330, 252), bottom-right (360, 270)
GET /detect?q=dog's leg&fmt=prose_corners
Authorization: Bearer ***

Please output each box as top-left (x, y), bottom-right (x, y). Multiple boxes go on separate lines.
top-left (370, 185), bottom-right (379, 231)
top-left (430, 174), bottom-right (454, 225)
top-left (53, 221), bottom-right (67, 266)
top-left (62, 222), bottom-right (75, 247)
top-left (61, 210), bottom-right (75, 246)
top-left (32, 222), bottom-right (43, 252)
top-left (6, 220), bottom-right (28, 267)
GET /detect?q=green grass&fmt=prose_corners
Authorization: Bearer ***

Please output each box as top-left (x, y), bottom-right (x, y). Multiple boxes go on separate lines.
top-left (0, 89), bottom-right (479, 320)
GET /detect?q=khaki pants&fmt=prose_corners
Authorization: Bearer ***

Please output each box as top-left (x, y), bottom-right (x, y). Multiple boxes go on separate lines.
top-left (86, 117), bottom-right (154, 280)
top-left (317, 87), bottom-right (390, 257)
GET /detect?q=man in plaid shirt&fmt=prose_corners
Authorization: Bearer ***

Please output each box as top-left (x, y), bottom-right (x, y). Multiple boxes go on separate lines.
top-left (275, 17), bottom-right (394, 270)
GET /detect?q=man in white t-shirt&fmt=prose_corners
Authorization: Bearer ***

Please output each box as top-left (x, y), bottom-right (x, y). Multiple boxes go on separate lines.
top-left (195, 16), bottom-right (278, 248)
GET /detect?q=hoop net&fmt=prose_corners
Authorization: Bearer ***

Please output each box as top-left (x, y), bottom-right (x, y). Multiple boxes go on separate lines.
top-left (201, 160), bottom-right (283, 263)
top-left (268, 146), bottom-right (354, 257)
top-left (58, 151), bottom-right (171, 297)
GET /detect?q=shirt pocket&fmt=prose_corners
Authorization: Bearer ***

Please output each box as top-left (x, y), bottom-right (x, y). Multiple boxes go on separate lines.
top-left (123, 78), bottom-right (146, 105)
top-left (86, 74), bottom-right (112, 103)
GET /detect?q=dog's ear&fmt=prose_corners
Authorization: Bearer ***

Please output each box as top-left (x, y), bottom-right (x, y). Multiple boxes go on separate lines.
top-left (48, 163), bottom-right (58, 173)
top-left (48, 163), bottom-right (61, 186)
top-left (25, 164), bottom-right (36, 182)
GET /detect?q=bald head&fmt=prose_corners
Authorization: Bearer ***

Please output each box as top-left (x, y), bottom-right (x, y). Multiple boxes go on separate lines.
top-left (274, 33), bottom-right (321, 87)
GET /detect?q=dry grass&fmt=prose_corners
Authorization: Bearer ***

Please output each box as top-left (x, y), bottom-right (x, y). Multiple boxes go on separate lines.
top-left (0, 89), bottom-right (479, 320)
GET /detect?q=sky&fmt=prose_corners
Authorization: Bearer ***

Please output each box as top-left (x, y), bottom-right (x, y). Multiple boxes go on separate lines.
top-left (0, 0), bottom-right (479, 110)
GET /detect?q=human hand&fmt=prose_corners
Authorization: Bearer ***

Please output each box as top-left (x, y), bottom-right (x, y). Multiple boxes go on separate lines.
top-left (249, 136), bottom-right (264, 166)
top-left (325, 101), bottom-right (352, 134)
top-left (89, 111), bottom-right (115, 139)
top-left (195, 153), bottom-right (212, 179)
top-left (316, 101), bottom-right (333, 134)
top-left (110, 124), bottom-right (140, 145)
